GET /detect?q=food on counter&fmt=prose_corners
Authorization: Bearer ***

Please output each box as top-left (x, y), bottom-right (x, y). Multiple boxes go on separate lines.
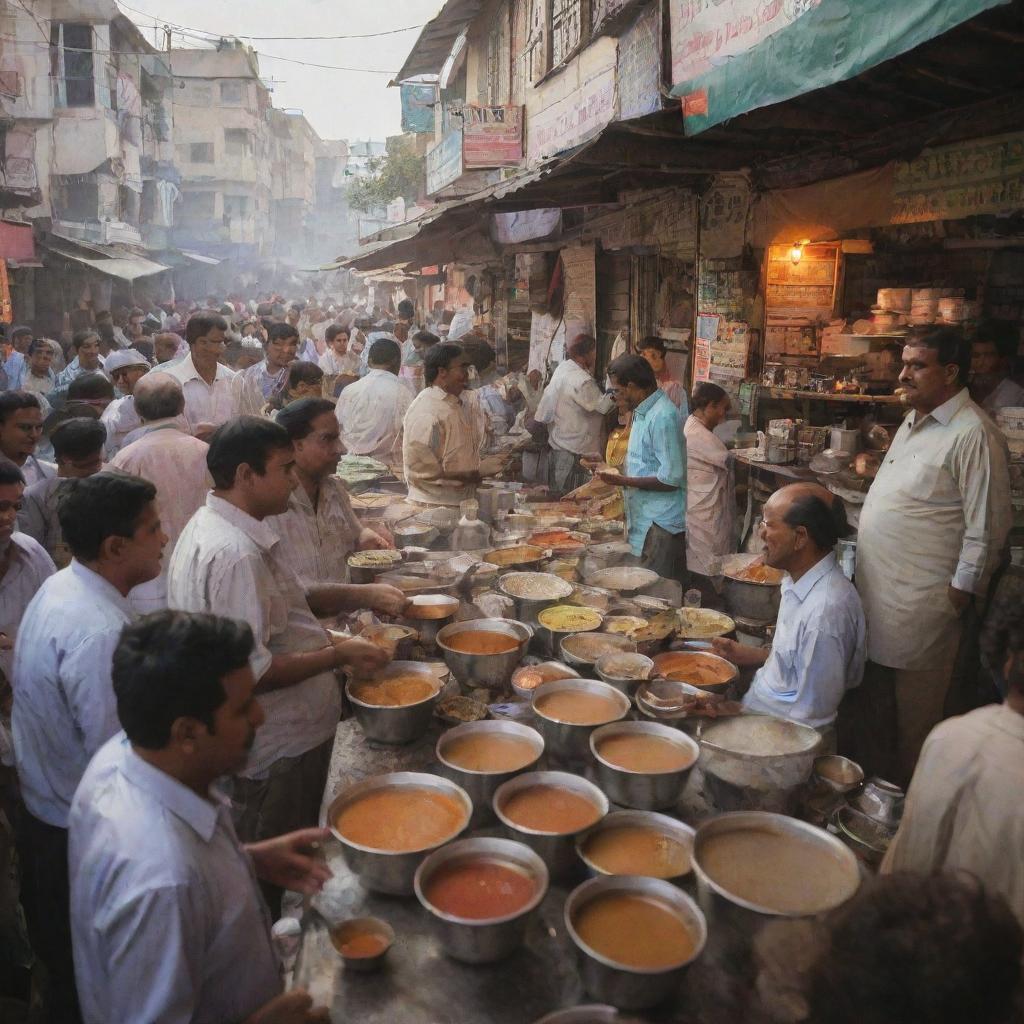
top-left (602, 615), bottom-right (649, 636)
top-left (444, 630), bottom-right (521, 655)
top-left (511, 661), bottom-right (576, 692)
top-left (676, 608), bottom-right (735, 639)
top-left (349, 675), bottom-right (437, 707)
top-left (698, 827), bottom-right (856, 915)
top-left (853, 451), bottom-right (881, 478)
top-left (331, 926), bottom-right (390, 960)
top-left (537, 605), bottom-right (603, 632)
top-left (484, 545), bottom-right (545, 567)
top-left (595, 733), bottom-right (696, 774)
top-left (561, 632), bottom-right (633, 664)
top-left (501, 783), bottom-right (603, 834)
top-left (348, 549), bottom-right (403, 568)
top-left (581, 825), bottom-right (692, 879)
top-left (499, 572), bottom-right (574, 601)
top-left (534, 690), bottom-right (624, 726)
top-left (730, 562), bottom-right (784, 585)
top-left (596, 652), bottom-right (653, 681)
top-left (527, 528), bottom-right (574, 547)
top-left (423, 858), bottom-right (537, 920)
top-left (335, 786), bottom-right (466, 852)
top-left (572, 892), bottom-right (697, 969)
top-left (442, 732), bottom-right (539, 773)
top-left (435, 695), bottom-right (488, 724)
top-left (653, 652), bottom-right (735, 688)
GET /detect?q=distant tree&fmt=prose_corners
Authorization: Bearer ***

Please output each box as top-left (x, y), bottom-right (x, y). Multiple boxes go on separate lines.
top-left (346, 137), bottom-right (425, 213)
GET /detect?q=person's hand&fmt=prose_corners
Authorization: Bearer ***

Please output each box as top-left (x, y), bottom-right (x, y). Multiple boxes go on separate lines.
top-left (246, 828), bottom-right (333, 896)
top-left (359, 583), bottom-right (410, 617)
top-left (527, 369), bottom-right (542, 390)
top-left (710, 636), bottom-right (763, 668)
top-left (947, 585), bottom-right (972, 615)
top-left (597, 471), bottom-right (626, 487)
top-left (359, 525), bottom-right (394, 550)
top-left (333, 636), bottom-right (391, 678)
top-left (246, 990), bottom-right (330, 1024)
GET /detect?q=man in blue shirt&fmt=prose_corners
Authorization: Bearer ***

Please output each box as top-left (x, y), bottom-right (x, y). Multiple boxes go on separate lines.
top-left (599, 354), bottom-right (688, 584)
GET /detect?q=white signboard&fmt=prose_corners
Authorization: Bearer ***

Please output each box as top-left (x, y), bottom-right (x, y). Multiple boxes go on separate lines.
top-left (426, 130), bottom-right (464, 196)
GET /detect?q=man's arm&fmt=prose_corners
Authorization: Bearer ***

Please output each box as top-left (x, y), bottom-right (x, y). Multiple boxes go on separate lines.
top-left (63, 630), bottom-right (124, 756)
top-left (574, 377), bottom-right (615, 416)
top-left (306, 582), bottom-right (409, 618)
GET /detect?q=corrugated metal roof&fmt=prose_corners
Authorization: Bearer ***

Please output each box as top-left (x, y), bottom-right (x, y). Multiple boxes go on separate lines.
top-left (43, 239), bottom-right (170, 281)
top-left (393, 0), bottom-right (485, 83)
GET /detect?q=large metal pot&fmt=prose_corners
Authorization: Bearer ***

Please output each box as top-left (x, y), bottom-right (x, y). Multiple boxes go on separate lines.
top-left (498, 571), bottom-right (575, 629)
top-left (436, 617), bottom-right (532, 693)
top-left (414, 837), bottom-right (549, 963)
top-left (344, 662), bottom-right (442, 744)
top-left (720, 554), bottom-right (782, 623)
top-left (564, 875), bottom-right (707, 1010)
top-left (651, 650), bottom-right (738, 696)
top-left (325, 772), bottom-right (472, 896)
top-left (531, 678), bottom-right (630, 762)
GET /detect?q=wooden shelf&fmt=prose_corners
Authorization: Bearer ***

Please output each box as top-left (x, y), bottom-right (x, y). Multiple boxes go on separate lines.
top-left (760, 387), bottom-right (903, 405)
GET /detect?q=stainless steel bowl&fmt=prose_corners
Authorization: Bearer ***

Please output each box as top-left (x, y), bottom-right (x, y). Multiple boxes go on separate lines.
top-left (584, 565), bottom-right (660, 596)
top-left (531, 678), bottom-right (631, 762)
top-left (345, 662), bottom-right (442, 745)
top-left (393, 521), bottom-right (439, 548)
top-left (651, 650), bottom-right (738, 696)
top-left (436, 617), bottom-right (532, 693)
top-left (812, 754), bottom-right (865, 795)
top-left (564, 875), bottom-right (707, 1010)
top-left (436, 720), bottom-right (544, 821)
top-left (575, 810), bottom-right (695, 883)
top-left (498, 571), bottom-right (575, 629)
top-left (329, 916), bottom-right (395, 972)
top-left (720, 554), bottom-right (782, 622)
top-left (414, 837), bottom-right (549, 963)
top-left (852, 777), bottom-right (905, 828)
top-left (590, 721), bottom-right (699, 811)
top-left (594, 652), bottom-right (654, 694)
top-left (325, 772), bottom-right (472, 896)
top-left (358, 623), bottom-right (418, 661)
top-left (559, 631), bottom-right (635, 677)
top-left (493, 770), bottom-right (608, 878)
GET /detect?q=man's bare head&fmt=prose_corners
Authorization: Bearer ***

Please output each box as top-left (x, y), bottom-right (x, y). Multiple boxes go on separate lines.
top-left (134, 372), bottom-right (185, 422)
top-left (760, 482), bottom-right (850, 573)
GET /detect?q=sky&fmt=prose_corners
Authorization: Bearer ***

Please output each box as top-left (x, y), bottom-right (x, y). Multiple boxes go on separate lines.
top-left (116, 0), bottom-right (443, 143)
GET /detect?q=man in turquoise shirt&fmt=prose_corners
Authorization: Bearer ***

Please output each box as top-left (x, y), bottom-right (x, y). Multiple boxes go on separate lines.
top-left (599, 354), bottom-right (688, 584)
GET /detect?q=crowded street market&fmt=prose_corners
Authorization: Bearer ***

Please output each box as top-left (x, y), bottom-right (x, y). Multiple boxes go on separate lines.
top-left (1, 1), bottom-right (1024, 1023)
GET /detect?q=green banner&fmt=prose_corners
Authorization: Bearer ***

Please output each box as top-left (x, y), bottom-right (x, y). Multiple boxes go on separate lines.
top-left (670, 0), bottom-right (1008, 134)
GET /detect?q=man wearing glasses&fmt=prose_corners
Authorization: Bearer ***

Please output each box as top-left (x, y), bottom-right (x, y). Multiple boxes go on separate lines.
top-left (163, 313), bottom-right (238, 439)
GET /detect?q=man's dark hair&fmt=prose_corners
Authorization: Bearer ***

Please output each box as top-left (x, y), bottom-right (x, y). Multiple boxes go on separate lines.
top-left (369, 337), bottom-right (401, 368)
top-left (804, 873), bottom-right (1022, 1024)
top-left (185, 314), bottom-right (228, 346)
top-left (267, 321), bottom-right (299, 344)
top-left (975, 319), bottom-right (1019, 361)
top-left (27, 338), bottom-right (51, 357)
top-left (325, 324), bottom-right (349, 344)
top-left (0, 462), bottom-right (25, 487)
top-left (607, 353), bottom-right (657, 391)
top-left (207, 416), bottom-right (291, 489)
top-left (982, 582), bottom-right (1024, 694)
top-left (67, 371), bottom-right (115, 402)
top-left (782, 490), bottom-right (852, 550)
top-left (638, 336), bottom-right (667, 356)
top-left (11, 325), bottom-right (32, 340)
top-left (71, 330), bottom-right (98, 352)
top-left (397, 298), bottom-right (415, 320)
top-left (463, 338), bottom-right (496, 373)
top-left (413, 329), bottom-right (440, 349)
top-left (424, 342), bottom-right (464, 385)
top-left (567, 334), bottom-right (598, 359)
top-left (0, 391), bottom-right (41, 423)
top-left (51, 417), bottom-right (107, 461)
top-left (692, 381), bottom-right (729, 411)
top-left (113, 611), bottom-right (254, 749)
top-left (287, 360), bottom-right (323, 390)
top-left (909, 326), bottom-right (972, 387)
top-left (276, 397), bottom-right (337, 441)
top-left (58, 472), bottom-right (156, 561)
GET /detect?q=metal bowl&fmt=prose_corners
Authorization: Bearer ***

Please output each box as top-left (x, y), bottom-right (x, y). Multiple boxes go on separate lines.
top-left (531, 678), bottom-right (631, 762)
top-left (651, 650), bottom-right (738, 696)
top-left (436, 617), bottom-right (532, 693)
top-left (832, 803), bottom-right (896, 867)
top-left (852, 777), bottom-right (905, 828)
top-left (347, 549), bottom-right (403, 584)
top-left (393, 521), bottom-right (439, 548)
top-left (493, 770), bottom-right (609, 878)
top-left (584, 566), bottom-right (660, 596)
top-left (594, 652), bottom-right (654, 694)
top-left (325, 771), bottom-right (473, 895)
top-left (720, 554), bottom-right (782, 622)
top-left (812, 754), bottom-right (865, 795)
top-left (414, 837), bottom-right (549, 963)
top-left (498, 571), bottom-right (576, 627)
top-left (329, 916), bottom-right (395, 972)
top-left (560, 631), bottom-right (636, 675)
top-left (358, 623), bottom-right (418, 660)
top-left (436, 720), bottom-right (545, 820)
top-left (484, 544), bottom-right (549, 570)
top-left (564, 875), bottom-right (707, 1010)
top-left (575, 810), bottom-right (695, 884)
top-left (345, 662), bottom-right (443, 744)
top-left (590, 721), bottom-right (700, 811)
top-left (402, 593), bottom-right (460, 621)
top-left (376, 571), bottom-right (454, 597)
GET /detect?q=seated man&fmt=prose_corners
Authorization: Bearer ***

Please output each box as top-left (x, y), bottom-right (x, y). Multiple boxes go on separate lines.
top-left (70, 611), bottom-right (330, 1024)
top-left (970, 318), bottom-right (1024, 415)
top-left (712, 483), bottom-right (865, 732)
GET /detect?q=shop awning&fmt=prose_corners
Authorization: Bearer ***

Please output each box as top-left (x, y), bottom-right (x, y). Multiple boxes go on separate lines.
top-left (392, 0), bottom-right (485, 83)
top-left (43, 238), bottom-right (171, 281)
top-left (180, 250), bottom-right (221, 266)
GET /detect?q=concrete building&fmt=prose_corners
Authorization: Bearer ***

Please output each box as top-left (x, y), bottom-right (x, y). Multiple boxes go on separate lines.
top-left (270, 108), bottom-right (318, 266)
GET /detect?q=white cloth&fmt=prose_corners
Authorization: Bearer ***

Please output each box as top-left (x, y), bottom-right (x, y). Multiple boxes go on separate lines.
top-left (335, 368), bottom-right (412, 467)
top-left (100, 395), bottom-right (141, 454)
top-left (528, 312), bottom-right (566, 375)
top-left (743, 553), bottom-right (866, 729)
top-left (167, 495), bottom-right (340, 778)
top-left (319, 349), bottom-right (360, 376)
top-left (684, 414), bottom-right (735, 576)
top-left (447, 307), bottom-right (475, 341)
top-left (534, 358), bottom-right (613, 456)
top-left (232, 359), bottom-right (288, 419)
top-left (11, 561), bottom-right (136, 826)
top-left (265, 478), bottom-right (363, 589)
top-left (163, 352), bottom-right (238, 431)
top-left (111, 422), bottom-right (211, 612)
top-left (19, 454), bottom-right (55, 488)
top-left (856, 389), bottom-right (1012, 670)
top-left (982, 376), bottom-right (1024, 416)
top-left (70, 735), bottom-right (281, 1024)
top-left (881, 703), bottom-right (1024, 936)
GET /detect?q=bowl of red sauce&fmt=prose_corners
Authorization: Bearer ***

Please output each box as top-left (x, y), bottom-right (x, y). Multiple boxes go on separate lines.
top-left (330, 916), bottom-right (395, 972)
top-left (414, 836), bottom-right (549, 963)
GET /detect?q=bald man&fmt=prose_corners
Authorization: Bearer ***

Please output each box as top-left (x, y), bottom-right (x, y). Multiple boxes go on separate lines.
top-left (712, 483), bottom-right (865, 733)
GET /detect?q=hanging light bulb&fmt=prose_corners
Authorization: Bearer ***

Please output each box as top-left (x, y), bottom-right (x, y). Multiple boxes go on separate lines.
top-left (789, 241), bottom-right (804, 265)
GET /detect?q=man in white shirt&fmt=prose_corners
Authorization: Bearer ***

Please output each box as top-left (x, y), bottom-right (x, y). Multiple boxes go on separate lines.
top-left (403, 343), bottom-right (489, 506)
top-left (712, 483), bottom-right (865, 734)
top-left (336, 337), bottom-right (412, 472)
top-left (70, 611), bottom-right (330, 1024)
top-left (0, 391), bottom-right (55, 487)
top-left (233, 321), bottom-right (298, 418)
top-left (111, 373), bottom-right (212, 613)
top-left (269, 398), bottom-right (398, 590)
top-left (167, 417), bottom-right (391, 914)
top-left (534, 334), bottom-right (614, 495)
top-left (12, 472), bottom-right (166, 1024)
top-left (969, 320), bottom-right (1024, 416)
top-left (100, 347), bottom-right (150, 454)
top-left (856, 326), bottom-right (1012, 784)
top-left (163, 313), bottom-right (238, 437)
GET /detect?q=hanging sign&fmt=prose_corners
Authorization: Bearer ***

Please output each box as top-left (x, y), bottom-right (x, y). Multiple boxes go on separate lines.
top-left (426, 130), bottom-right (464, 195)
top-left (463, 105), bottom-right (524, 168)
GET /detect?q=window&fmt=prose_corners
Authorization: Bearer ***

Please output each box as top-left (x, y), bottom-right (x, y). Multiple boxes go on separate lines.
top-left (219, 81), bottom-right (244, 105)
top-left (118, 186), bottom-right (139, 224)
top-left (525, 0), bottom-right (547, 84)
top-left (61, 180), bottom-right (99, 221)
top-left (551, 0), bottom-right (586, 67)
top-left (224, 128), bottom-right (251, 158)
top-left (223, 194), bottom-right (250, 220)
top-left (189, 142), bottom-right (214, 164)
top-left (181, 191), bottom-right (216, 223)
top-left (50, 23), bottom-right (95, 107)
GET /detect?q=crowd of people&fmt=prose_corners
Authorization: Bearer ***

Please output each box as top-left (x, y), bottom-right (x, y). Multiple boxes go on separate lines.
top-left (0, 293), bottom-right (1020, 1023)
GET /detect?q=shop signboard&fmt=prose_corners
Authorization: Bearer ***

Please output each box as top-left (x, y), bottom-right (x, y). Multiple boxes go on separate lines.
top-left (700, 175), bottom-right (750, 259)
top-left (892, 131), bottom-right (1024, 224)
top-left (426, 130), bottom-right (464, 196)
top-left (526, 63), bottom-right (617, 164)
top-left (617, 4), bottom-right (662, 121)
top-left (463, 105), bottom-right (524, 168)
top-left (669, 0), bottom-right (1005, 134)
